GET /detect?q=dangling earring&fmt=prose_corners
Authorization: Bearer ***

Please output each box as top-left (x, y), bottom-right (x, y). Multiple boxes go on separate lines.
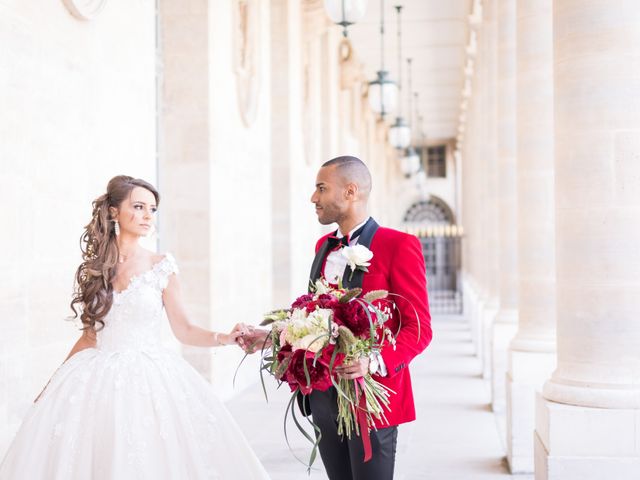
top-left (113, 220), bottom-right (120, 236)
top-left (147, 224), bottom-right (157, 239)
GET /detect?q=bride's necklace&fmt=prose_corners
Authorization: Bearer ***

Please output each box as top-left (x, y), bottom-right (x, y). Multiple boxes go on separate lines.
top-left (118, 250), bottom-right (135, 264)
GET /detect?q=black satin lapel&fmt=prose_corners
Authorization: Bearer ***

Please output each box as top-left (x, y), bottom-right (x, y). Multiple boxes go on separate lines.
top-left (308, 239), bottom-right (332, 292)
top-left (342, 218), bottom-right (379, 289)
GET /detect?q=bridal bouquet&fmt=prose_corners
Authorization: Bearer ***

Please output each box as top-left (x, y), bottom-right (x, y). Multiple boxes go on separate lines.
top-left (258, 278), bottom-right (397, 466)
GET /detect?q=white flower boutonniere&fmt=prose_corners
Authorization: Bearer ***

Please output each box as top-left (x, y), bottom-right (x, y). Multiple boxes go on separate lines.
top-left (341, 244), bottom-right (374, 280)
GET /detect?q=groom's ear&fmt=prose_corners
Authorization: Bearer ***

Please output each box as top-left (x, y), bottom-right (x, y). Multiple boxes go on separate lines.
top-left (344, 182), bottom-right (358, 199)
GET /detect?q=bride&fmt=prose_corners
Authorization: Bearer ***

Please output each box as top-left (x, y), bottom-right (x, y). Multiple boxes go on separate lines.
top-left (0, 175), bottom-right (271, 479)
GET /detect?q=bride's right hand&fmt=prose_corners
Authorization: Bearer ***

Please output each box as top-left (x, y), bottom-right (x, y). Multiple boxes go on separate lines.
top-left (216, 323), bottom-right (251, 346)
top-left (236, 325), bottom-right (271, 354)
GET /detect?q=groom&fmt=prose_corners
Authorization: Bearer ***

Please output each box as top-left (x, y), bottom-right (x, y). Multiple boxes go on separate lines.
top-left (241, 156), bottom-right (431, 479)
top-left (305, 156), bottom-right (431, 479)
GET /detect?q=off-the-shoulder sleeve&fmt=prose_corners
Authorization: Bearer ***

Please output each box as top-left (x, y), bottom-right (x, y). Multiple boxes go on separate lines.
top-left (157, 253), bottom-right (179, 291)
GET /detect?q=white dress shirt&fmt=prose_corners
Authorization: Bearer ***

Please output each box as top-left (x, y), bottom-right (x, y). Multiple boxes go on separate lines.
top-left (323, 217), bottom-right (370, 285)
top-left (322, 217), bottom-right (387, 376)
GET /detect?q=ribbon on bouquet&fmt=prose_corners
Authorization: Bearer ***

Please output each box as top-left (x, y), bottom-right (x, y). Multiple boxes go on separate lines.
top-left (355, 377), bottom-right (373, 462)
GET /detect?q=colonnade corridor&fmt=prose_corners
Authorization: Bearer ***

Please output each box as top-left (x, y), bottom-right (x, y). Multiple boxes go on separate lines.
top-left (229, 315), bottom-right (531, 480)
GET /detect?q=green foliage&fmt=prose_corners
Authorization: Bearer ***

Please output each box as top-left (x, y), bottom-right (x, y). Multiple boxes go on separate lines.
top-left (261, 309), bottom-right (289, 326)
top-left (363, 289), bottom-right (388, 303)
top-left (338, 288), bottom-right (362, 303)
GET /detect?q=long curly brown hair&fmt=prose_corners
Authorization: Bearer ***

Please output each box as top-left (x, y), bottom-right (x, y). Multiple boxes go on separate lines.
top-left (70, 175), bottom-right (160, 332)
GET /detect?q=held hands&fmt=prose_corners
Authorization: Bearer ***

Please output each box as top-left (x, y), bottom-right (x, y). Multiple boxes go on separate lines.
top-left (334, 356), bottom-right (370, 380)
top-left (217, 323), bottom-right (252, 346)
top-left (234, 323), bottom-right (271, 354)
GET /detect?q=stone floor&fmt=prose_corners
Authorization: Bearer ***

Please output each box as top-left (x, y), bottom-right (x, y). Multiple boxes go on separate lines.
top-left (228, 315), bottom-right (533, 480)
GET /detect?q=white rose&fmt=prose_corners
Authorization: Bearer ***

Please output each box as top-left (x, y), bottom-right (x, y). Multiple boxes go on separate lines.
top-left (290, 308), bottom-right (308, 324)
top-left (293, 334), bottom-right (327, 353)
top-left (283, 309), bottom-right (312, 344)
top-left (272, 320), bottom-right (288, 333)
top-left (308, 308), bottom-right (332, 327)
top-left (341, 244), bottom-right (374, 271)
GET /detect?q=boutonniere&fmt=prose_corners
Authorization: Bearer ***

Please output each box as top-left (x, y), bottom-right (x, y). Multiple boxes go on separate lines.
top-left (341, 244), bottom-right (374, 280)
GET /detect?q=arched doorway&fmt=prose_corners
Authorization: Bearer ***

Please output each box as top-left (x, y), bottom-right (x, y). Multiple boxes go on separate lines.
top-left (404, 196), bottom-right (462, 315)
top-left (403, 195), bottom-right (454, 225)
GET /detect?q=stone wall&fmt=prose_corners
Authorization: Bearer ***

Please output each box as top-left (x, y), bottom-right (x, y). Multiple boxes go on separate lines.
top-left (0, 0), bottom-right (157, 454)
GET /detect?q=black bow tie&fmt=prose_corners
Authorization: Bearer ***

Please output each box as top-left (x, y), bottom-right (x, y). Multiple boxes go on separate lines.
top-left (327, 222), bottom-right (367, 250)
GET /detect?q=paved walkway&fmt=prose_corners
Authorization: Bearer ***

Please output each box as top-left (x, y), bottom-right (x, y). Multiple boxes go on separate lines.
top-left (228, 316), bottom-right (532, 480)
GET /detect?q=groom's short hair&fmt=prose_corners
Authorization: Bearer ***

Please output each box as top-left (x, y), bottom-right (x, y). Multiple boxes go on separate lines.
top-left (322, 156), bottom-right (372, 195)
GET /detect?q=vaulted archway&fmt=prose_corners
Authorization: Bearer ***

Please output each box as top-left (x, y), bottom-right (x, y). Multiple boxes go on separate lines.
top-left (403, 196), bottom-right (462, 314)
top-left (403, 195), bottom-right (455, 225)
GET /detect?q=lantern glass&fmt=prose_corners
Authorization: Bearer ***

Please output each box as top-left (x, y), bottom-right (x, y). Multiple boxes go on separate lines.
top-left (389, 119), bottom-right (411, 149)
top-left (368, 73), bottom-right (398, 115)
top-left (401, 149), bottom-right (421, 177)
top-left (324, 0), bottom-right (367, 25)
top-left (414, 169), bottom-right (427, 186)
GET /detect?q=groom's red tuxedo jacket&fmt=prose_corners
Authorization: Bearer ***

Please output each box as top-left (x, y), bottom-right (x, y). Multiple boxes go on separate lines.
top-left (312, 219), bottom-right (432, 428)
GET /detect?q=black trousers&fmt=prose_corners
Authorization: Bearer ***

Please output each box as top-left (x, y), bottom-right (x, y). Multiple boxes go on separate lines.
top-left (309, 388), bottom-right (398, 480)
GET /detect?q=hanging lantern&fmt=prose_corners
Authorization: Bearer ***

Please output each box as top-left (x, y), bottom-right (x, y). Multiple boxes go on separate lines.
top-left (414, 168), bottom-right (428, 199)
top-left (388, 5), bottom-right (410, 148)
top-left (369, 71), bottom-right (398, 117)
top-left (389, 117), bottom-right (411, 149)
top-left (400, 146), bottom-right (421, 178)
top-left (367, 0), bottom-right (397, 119)
top-left (324, 0), bottom-right (368, 37)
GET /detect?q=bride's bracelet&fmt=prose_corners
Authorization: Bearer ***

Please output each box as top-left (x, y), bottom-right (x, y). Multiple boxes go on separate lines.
top-left (213, 332), bottom-right (223, 346)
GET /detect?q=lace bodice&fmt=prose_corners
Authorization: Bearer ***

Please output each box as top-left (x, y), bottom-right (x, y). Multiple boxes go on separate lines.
top-left (97, 254), bottom-right (178, 352)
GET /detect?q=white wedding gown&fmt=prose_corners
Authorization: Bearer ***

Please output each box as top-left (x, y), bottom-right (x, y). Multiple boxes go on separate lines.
top-left (0, 254), bottom-right (271, 480)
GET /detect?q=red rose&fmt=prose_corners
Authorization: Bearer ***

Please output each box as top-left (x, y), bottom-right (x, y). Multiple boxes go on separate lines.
top-left (288, 349), bottom-right (333, 395)
top-left (333, 300), bottom-right (372, 337)
top-left (316, 293), bottom-right (339, 310)
top-left (318, 345), bottom-right (346, 372)
top-left (277, 344), bottom-right (292, 363)
top-left (275, 345), bottom-right (294, 384)
top-left (291, 294), bottom-right (314, 309)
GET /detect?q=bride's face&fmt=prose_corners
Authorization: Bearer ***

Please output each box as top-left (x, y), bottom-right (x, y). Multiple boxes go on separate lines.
top-left (113, 187), bottom-right (157, 238)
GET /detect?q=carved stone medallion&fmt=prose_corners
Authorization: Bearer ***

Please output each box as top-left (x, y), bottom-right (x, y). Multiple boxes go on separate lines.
top-left (232, 0), bottom-right (261, 127)
top-left (62, 0), bottom-right (107, 20)
top-left (302, 42), bottom-right (313, 166)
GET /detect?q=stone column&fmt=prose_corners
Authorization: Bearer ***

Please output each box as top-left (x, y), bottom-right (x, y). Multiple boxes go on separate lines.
top-left (271, 0), bottom-right (330, 304)
top-left (479, 0), bottom-right (500, 381)
top-left (506, 0), bottom-right (555, 473)
top-left (491, 0), bottom-right (518, 414)
top-left (270, 0), bottom-right (300, 307)
top-left (480, 0), bottom-right (500, 379)
top-left (158, 0), bottom-right (212, 372)
top-left (535, 1), bottom-right (640, 478)
top-left (461, 65), bottom-right (484, 355)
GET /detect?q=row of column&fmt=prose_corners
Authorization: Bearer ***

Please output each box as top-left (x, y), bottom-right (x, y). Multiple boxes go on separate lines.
top-left (540, 0), bottom-right (640, 477)
top-left (461, 0), bottom-right (640, 477)
top-left (508, 0), bottom-right (556, 472)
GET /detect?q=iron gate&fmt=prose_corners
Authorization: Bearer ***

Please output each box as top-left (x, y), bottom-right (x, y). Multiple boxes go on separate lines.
top-left (416, 226), bottom-right (463, 315)
top-left (403, 197), bottom-right (463, 315)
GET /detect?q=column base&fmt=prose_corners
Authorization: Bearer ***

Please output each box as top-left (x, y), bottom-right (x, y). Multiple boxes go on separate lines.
top-left (482, 301), bottom-right (499, 380)
top-left (462, 276), bottom-right (486, 362)
top-left (506, 349), bottom-right (556, 474)
top-left (544, 375), bottom-right (640, 410)
top-left (491, 309), bottom-right (518, 413)
top-left (534, 393), bottom-right (640, 480)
